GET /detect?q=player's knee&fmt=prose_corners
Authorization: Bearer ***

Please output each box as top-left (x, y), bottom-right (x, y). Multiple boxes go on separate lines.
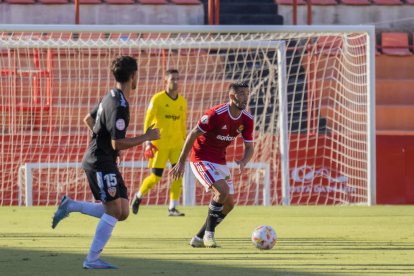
top-left (118, 210), bottom-right (129, 221)
top-left (226, 201), bottom-right (234, 212)
top-left (106, 206), bottom-right (123, 220)
top-left (216, 187), bottom-right (229, 200)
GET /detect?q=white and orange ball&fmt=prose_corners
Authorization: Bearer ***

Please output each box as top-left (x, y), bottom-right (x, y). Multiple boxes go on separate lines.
top-left (251, 225), bottom-right (277, 250)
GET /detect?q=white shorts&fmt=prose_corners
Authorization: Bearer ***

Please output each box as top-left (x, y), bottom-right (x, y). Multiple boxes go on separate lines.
top-left (190, 161), bottom-right (234, 194)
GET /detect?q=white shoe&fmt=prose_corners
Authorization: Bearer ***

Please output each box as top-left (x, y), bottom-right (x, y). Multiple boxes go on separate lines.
top-left (190, 236), bottom-right (205, 247)
top-left (83, 258), bottom-right (118, 269)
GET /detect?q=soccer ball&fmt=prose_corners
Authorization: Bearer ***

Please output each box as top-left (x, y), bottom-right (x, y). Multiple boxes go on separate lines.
top-left (251, 225), bottom-right (277, 250)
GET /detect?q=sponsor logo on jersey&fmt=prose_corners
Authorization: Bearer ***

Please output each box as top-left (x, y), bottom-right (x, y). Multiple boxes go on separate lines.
top-left (225, 176), bottom-right (232, 183)
top-left (166, 104), bottom-right (169, 107)
top-left (165, 115), bottom-right (180, 121)
top-left (108, 187), bottom-right (116, 197)
top-left (222, 125), bottom-right (227, 129)
top-left (116, 119), bottom-right (126, 131)
top-left (119, 93), bottom-right (127, 107)
top-left (237, 125), bottom-right (244, 133)
top-left (216, 134), bottom-right (237, 141)
top-left (200, 115), bottom-right (209, 124)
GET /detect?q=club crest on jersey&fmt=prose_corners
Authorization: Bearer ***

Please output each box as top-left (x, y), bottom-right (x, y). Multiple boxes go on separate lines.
top-left (108, 187), bottom-right (116, 197)
top-left (214, 171), bottom-right (219, 175)
top-left (237, 125), bottom-right (244, 133)
top-left (200, 115), bottom-right (209, 124)
top-left (116, 119), bottom-right (125, 131)
top-left (180, 106), bottom-right (183, 111)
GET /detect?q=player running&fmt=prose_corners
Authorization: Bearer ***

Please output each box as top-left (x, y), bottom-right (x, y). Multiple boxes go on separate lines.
top-left (131, 69), bottom-right (187, 217)
top-left (51, 55), bottom-right (160, 269)
top-left (171, 82), bottom-right (254, 248)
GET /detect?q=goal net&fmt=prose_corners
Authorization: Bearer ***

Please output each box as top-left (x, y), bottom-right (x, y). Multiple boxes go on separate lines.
top-left (0, 25), bottom-right (375, 206)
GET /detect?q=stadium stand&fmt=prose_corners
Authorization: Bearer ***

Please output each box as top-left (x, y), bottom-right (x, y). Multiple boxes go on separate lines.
top-left (381, 33), bottom-right (412, 56)
top-left (137, 0), bottom-right (168, 4)
top-left (311, 0), bottom-right (338, 5)
top-left (372, 0), bottom-right (403, 4)
top-left (340, 0), bottom-right (371, 5)
top-left (275, 0), bottom-right (306, 4)
top-left (170, 0), bottom-right (201, 4)
top-left (70, 0), bottom-right (102, 4)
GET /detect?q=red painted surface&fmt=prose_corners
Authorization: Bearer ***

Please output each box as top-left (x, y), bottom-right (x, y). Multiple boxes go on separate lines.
top-left (376, 135), bottom-right (414, 204)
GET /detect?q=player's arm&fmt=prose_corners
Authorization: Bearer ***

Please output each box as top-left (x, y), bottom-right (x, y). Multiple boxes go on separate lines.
top-left (235, 117), bottom-right (255, 174)
top-left (83, 102), bottom-right (100, 132)
top-left (181, 100), bottom-right (187, 140)
top-left (112, 124), bottom-right (160, 151)
top-left (84, 114), bottom-right (95, 132)
top-left (108, 105), bottom-right (160, 151)
top-left (234, 142), bottom-right (254, 175)
top-left (170, 126), bottom-right (204, 180)
top-left (143, 97), bottom-right (159, 158)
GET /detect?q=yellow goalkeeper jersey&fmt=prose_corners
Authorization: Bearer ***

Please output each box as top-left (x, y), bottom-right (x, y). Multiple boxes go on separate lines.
top-left (144, 91), bottom-right (187, 150)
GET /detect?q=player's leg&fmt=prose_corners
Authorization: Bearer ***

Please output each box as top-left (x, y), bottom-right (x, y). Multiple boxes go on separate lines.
top-left (83, 169), bottom-right (125, 269)
top-left (189, 161), bottom-right (228, 248)
top-left (168, 147), bottom-right (185, 216)
top-left (194, 193), bottom-right (234, 240)
top-left (131, 149), bottom-right (168, 215)
top-left (52, 171), bottom-right (106, 229)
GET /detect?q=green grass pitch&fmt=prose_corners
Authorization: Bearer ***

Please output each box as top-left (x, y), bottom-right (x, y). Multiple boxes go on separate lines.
top-left (1, 205), bottom-right (413, 276)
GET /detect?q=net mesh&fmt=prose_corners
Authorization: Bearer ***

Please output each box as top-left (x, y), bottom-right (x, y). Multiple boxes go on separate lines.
top-left (0, 30), bottom-right (370, 206)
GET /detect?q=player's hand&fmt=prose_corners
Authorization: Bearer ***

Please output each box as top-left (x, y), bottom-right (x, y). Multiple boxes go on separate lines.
top-left (234, 158), bottom-right (246, 175)
top-left (116, 151), bottom-right (122, 165)
top-left (170, 161), bottom-right (185, 181)
top-left (145, 124), bottom-right (161, 141)
top-left (144, 143), bottom-right (158, 159)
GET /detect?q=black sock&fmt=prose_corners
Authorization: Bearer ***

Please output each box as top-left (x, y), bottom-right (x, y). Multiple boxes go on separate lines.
top-left (196, 212), bottom-right (227, 238)
top-left (205, 200), bottom-right (224, 233)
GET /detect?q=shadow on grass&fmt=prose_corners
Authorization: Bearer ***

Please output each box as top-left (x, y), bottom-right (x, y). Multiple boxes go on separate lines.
top-left (1, 236), bottom-right (413, 276)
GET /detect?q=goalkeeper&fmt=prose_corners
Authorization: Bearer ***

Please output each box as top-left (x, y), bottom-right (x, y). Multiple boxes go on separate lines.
top-left (131, 69), bottom-right (187, 216)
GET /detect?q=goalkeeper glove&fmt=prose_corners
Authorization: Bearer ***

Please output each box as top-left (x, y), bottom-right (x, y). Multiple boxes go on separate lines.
top-left (144, 143), bottom-right (158, 159)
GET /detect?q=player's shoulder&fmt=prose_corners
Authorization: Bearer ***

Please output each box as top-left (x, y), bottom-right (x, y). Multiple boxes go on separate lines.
top-left (210, 103), bottom-right (228, 115)
top-left (241, 109), bottom-right (254, 121)
top-left (103, 88), bottom-right (127, 108)
top-left (177, 93), bottom-right (187, 104)
top-left (149, 91), bottom-right (165, 102)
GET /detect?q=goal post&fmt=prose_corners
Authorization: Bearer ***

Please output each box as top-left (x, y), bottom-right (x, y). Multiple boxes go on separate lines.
top-left (1, 24), bottom-right (375, 206)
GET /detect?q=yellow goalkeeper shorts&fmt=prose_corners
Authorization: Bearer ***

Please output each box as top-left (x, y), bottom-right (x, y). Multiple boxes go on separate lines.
top-left (148, 147), bottom-right (182, 169)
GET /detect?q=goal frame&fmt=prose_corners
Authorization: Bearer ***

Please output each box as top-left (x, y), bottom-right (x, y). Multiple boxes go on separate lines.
top-left (3, 24), bottom-right (376, 206)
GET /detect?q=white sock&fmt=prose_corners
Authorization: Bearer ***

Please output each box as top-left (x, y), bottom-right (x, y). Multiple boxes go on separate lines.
top-left (205, 230), bottom-right (214, 238)
top-left (137, 191), bottom-right (143, 199)
top-left (67, 201), bottom-right (105, 219)
top-left (169, 199), bottom-right (178, 210)
top-left (67, 200), bottom-right (83, 213)
top-left (81, 202), bottom-right (106, 219)
top-left (86, 213), bottom-right (118, 262)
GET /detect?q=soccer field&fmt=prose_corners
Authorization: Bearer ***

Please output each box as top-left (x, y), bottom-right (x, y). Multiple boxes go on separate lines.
top-left (1, 206), bottom-right (413, 276)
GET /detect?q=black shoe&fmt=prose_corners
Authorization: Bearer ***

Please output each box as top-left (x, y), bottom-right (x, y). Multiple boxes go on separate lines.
top-left (167, 208), bottom-right (185, 216)
top-left (131, 194), bottom-right (142, 215)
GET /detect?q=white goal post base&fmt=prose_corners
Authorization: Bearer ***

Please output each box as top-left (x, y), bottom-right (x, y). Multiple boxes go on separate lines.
top-left (18, 161), bottom-right (270, 207)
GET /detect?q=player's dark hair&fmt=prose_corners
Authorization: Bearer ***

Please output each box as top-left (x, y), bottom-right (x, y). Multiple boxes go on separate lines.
top-left (110, 55), bottom-right (138, 83)
top-left (165, 69), bottom-right (179, 78)
top-left (229, 82), bottom-right (249, 94)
